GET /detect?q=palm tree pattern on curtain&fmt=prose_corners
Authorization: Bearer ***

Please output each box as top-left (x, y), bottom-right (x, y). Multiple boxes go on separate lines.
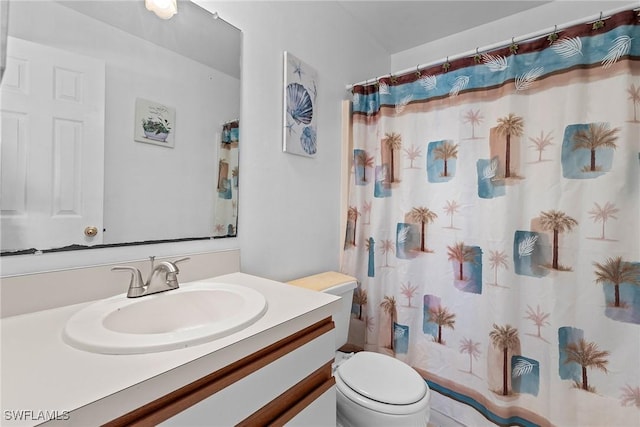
top-left (495, 113), bottom-right (524, 178)
top-left (538, 209), bottom-right (578, 271)
top-left (563, 338), bottom-right (610, 392)
top-left (459, 337), bottom-right (482, 375)
top-left (572, 123), bottom-right (620, 172)
top-left (489, 324), bottom-right (520, 396)
top-left (342, 9), bottom-right (639, 426)
top-left (428, 304), bottom-right (456, 345)
top-left (408, 206), bottom-right (437, 252)
top-left (588, 201), bottom-right (619, 240)
top-left (447, 241), bottom-right (476, 281)
top-left (433, 141), bottom-right (459, 177)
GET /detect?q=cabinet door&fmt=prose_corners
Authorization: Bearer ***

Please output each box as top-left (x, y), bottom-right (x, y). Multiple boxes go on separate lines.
top-left (160, 330), bottom-right (335, 426)
top-left (284, 386), bottom-right (336, 427)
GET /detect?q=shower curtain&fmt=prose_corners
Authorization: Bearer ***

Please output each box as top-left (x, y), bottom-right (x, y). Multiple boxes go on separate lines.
top-left (214, 120), bottom-right (239, 237)
top-left (342, 8), bottom-right (639, 426)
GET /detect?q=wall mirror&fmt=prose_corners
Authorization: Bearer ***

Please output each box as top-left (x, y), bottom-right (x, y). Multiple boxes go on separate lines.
top-left (0, 0), bottom-right (241, 255)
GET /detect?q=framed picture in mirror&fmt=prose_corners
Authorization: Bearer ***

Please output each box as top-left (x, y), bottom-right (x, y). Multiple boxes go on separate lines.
top-left (134, 98), bottom-right (175, 148)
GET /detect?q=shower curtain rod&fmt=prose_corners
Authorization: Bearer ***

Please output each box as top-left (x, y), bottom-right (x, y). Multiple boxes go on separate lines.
top-left (346, 4), bottom-right (638, 90)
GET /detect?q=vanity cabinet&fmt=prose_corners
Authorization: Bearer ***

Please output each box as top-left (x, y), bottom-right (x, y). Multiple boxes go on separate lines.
top-left (2, 271), bottom-right (340, 427)
top-left (105, 317), bottom-right (337, 427)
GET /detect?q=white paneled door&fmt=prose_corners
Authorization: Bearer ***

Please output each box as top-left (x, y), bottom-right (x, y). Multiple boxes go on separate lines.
top-left (0, 37), bottom-right (105, 251)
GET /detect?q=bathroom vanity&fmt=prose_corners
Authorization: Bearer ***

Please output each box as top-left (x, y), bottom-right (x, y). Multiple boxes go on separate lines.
top-left (1, 271), bottom-right (340, 426)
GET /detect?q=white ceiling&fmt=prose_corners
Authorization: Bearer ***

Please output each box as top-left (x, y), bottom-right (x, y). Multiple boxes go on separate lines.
top-left (336, 1), bottom-right (551, 54)
top-left (59, 0), bottom-right (242, 78)
top-left (58, 1), bottom-right (551, 76)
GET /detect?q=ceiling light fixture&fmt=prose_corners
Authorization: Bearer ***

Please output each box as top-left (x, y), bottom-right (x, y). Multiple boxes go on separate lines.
top-left (145, 0), bottom-right (177, 20)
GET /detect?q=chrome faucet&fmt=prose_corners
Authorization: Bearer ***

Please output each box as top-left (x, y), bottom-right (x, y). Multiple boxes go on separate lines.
top-left (111, 256), bottom-right (190, 298)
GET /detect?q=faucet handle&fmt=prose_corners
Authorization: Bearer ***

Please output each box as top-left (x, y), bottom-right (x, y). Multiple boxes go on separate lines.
top-left (111, 266), bottom-right (145, 297)
top-left (170, 257), bottom-right (190, 272)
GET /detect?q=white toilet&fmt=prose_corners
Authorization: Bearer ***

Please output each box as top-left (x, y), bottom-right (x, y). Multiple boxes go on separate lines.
top-left (288, 272), bottom-right (431, 427)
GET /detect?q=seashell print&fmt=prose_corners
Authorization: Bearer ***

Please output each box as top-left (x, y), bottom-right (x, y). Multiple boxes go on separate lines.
top-left (285, 119), bottom-right (295, 136)
top-left (287, 83), bottom-right (313, 125)
top-left (300, 126), bottom-right (317, 155)
top-left (290, 59), bottom-right (303, 79)
top-left (310, 80), bottom-right (318, 101)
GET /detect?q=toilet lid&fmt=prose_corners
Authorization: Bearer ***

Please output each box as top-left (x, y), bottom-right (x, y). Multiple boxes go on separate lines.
top-left (336, 351), bottom-right (427, 405)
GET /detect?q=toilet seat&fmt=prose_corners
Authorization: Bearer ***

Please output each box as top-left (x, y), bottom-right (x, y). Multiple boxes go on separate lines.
top-left (335, 351), bottom-right (429, 415)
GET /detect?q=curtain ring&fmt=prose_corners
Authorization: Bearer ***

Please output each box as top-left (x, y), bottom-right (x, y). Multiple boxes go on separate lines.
top-left (442, 56), bottom-right (451, 72)
top-left (592, 11), bottom-right (605, 30)
top-left (510, 37), bottom-right (519, 54)
top-left (474, 47), bottom-right (482, 63)
top-left (548, 24), bottom-right (559, 44)
top-left (416, 65), bottom-right (421, 78)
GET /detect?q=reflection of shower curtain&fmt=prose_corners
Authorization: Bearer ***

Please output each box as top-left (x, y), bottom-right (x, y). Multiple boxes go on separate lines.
top-left (342, 9), bottom-right (639, 426)
top-left (214, 120), bottom-right (239, 237)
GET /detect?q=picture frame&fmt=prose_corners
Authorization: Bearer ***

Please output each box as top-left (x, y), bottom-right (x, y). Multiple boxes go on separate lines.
top-left (283, 51), bottom-right (318, 157)
top-left (134, 98), bottom-right (175, 148)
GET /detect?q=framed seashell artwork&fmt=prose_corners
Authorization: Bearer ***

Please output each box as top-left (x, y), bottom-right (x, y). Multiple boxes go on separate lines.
top-left (283, 51), bottom-right (318, 157)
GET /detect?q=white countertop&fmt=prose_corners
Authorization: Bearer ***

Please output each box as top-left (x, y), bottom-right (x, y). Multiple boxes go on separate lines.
top-left (0, 272), bottom-right (340, 426)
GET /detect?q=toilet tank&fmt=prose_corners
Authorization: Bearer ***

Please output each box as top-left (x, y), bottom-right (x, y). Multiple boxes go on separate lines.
top-left (288, 272), bottom-right (357, 351)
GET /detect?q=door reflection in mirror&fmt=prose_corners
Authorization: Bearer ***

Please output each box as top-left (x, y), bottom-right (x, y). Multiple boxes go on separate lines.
top-left (0, 0), bottom-right (241, 253)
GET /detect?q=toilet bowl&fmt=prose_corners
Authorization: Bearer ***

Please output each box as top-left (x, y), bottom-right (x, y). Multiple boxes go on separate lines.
top-left (334, 351), bottom-right (430, 426)
top-left (288, 272), bottom-right (431, 426)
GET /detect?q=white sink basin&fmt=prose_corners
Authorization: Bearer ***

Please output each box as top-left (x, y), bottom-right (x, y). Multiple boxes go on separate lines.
top-left (63, 281), bottom-right (267, 354)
